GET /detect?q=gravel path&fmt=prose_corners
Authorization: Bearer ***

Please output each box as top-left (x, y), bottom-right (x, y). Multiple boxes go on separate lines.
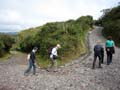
top-left (0, 26), bottom-right (120, 90)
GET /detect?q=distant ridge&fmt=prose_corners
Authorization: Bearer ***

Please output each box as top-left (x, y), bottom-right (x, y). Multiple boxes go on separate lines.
top-left (0, 32), bottom-right (18, 35)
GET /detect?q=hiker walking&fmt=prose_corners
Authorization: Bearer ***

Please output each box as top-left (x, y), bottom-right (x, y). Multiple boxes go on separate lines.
top-left (92, 40), bottom-right (103, 69)
top-left (24, 47), bottom-right (38, 75)
top-left (105, 36), bottom-right (115, 65)
top-left (49, 44), bottom-right (61, 71)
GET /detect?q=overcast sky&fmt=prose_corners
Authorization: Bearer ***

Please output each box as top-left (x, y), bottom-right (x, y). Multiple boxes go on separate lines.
top-left (0, 0), bottom-right (119, 32)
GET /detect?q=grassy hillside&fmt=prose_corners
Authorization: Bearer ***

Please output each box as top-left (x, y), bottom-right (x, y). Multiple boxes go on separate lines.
top-left (15, 15), bottom-right (93, 68)
top-left (97, 5), bottom-right (120, 47)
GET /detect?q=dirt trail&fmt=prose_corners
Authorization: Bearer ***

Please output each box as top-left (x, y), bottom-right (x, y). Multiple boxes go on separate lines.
top-left (0, 26), bottom-right (120, 90)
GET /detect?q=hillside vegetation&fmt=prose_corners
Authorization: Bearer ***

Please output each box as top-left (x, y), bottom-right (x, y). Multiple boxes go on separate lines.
top-left (14, 16), bottom-right (93, 67)
top-left (96, 5), bottom-right (120, 46)
top-left (0, 34), bottom-right (15, 57)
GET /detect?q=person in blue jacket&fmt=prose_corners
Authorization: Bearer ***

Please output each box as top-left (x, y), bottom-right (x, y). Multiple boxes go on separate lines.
top-left (92, 40), bottom-right (103, 69)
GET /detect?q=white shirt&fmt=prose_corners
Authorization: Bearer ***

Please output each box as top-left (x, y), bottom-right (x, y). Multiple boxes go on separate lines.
top-left (50, 47), bottom-right (58, 59)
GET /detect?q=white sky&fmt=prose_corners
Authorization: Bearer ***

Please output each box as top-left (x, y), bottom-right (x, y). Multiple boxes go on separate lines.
top-left (0, 0), bottom-right (119, 32)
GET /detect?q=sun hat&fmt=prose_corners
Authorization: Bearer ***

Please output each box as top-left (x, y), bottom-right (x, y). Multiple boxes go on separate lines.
top-left (56, 44), bottom-right (61, 48)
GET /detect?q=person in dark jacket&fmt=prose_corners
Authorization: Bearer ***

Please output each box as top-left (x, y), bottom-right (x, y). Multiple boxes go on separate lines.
top-left (92, 40), bottom-right (103, 69)
top-left (24, 47), bottom-right (38, 75)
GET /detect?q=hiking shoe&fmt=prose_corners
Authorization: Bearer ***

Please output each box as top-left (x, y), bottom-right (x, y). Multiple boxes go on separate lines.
top-left (92, 67), bottom-right (95, 69)
top-left (24, 73), bottom-right (29, 76)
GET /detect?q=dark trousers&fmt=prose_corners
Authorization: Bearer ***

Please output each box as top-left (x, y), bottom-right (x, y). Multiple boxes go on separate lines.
top-left (101, 54), bottom-right (104, 63)
top-left (24, 59), bottom-right (36, 75)
top-left (107, 52), bottom-right (112, 65)
top-left (92, 54), bottom-right (102, 69)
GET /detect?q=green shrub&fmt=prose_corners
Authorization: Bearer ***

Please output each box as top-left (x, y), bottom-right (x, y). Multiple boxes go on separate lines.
top-left (0, 34), bottom-right (15, 57)
top-left (97, 5), bottom-right (120, 46)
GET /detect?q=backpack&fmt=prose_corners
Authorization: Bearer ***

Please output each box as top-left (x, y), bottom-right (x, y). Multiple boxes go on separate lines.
top-left (94, 45), bottom-right (102, 53)
top-left (48, 47), bottom-right (53, 55)
top-left (27, 54), bottom-right (30, 60)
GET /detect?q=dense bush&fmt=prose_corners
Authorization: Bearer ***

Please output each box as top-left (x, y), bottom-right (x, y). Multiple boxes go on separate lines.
top-left (0, 34), bottom-right (15, 57)
top-left (15, 28), bottom-right (40, 52)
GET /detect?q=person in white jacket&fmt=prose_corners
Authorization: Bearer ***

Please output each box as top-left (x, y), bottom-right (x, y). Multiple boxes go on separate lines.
top-left (49, 44), bottom-right (61, 71)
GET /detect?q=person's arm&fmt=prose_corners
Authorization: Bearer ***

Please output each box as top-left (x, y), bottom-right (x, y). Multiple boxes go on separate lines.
top-left (94, 47), bottom-right (95, 52)
top-left (105, 41), bottom-right (107, 47)
top-left (112, 41), bottom-right (115, 47)
top-left (94, 45), bottom-right (96, 52)
top-left (101, 47), bottom-right (104, 53)
top-left (112, 41), bottom-right (115, 54)
top-left (105, 41), bottom-right (108, 51)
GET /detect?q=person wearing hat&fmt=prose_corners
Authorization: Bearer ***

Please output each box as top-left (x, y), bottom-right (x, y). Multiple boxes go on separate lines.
top-left (92, 40), bottom-right (103, 69)
top-left (24, 47), bottom-right (38, 75)
top-left (49, 44), bottom-right (61, 71)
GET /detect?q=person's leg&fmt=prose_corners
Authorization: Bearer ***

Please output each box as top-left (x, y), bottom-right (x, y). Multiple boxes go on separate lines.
top-left (109, 53), bottom-right (113, 63)
top-left (98, 55), bottom-right (102, 68)
top-left (92, 54), bottom-right (97, 69)
top-left (53, 60), bottom-right (57, 71)
top-left (24, 60), bottom-right (32, 75)
top-left (101, 53), bottom-right (104, 63)
top-left (107, 52), bottom-right (110, 65)
top-left (47, 58), bottom-right (55, 72)
top-left (50, 59), bottom-right (54, 68)
top-left (33, 63), bottom-right (36, 75)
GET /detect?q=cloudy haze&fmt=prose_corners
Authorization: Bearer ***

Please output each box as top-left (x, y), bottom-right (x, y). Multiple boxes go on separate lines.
top-left (0, 0), bottom-right (119, 32)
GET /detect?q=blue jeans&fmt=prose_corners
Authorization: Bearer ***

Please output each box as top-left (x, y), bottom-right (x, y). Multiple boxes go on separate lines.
top-left (24, 59), bottom-right (36, 75)
top-left (92, 54), bottom-right (102, 69)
